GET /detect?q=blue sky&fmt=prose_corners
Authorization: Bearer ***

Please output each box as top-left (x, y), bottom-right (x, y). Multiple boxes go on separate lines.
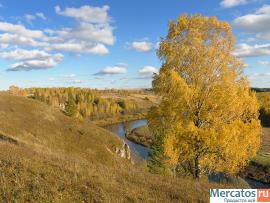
top-left (0, 0), bottom-right (270, 89)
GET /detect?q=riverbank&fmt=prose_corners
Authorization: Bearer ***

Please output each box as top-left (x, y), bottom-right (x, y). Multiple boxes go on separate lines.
top-left (126, 125), bottom-right (153, 147)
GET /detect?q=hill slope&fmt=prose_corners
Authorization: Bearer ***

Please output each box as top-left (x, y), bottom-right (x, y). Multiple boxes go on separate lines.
top-left (0, 93), bottom-right (224, 202)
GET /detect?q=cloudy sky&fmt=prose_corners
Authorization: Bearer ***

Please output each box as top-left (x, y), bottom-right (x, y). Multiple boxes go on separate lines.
top-left (0, 0), bottom-right (270, 89)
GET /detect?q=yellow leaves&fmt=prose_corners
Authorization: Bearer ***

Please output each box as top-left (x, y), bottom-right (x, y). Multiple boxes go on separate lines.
top-left (212, 119), bottom-right (261, 174)
top-left (164, 132), bottom-right (180, 166)
top-left (149, 14), bottom-right (262, 177)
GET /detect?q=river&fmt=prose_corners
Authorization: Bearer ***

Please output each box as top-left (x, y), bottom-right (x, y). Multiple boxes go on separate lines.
top-left (103, 119), bottom-right (270, 189)
top-left (103, 119), bottom-right (150, 160)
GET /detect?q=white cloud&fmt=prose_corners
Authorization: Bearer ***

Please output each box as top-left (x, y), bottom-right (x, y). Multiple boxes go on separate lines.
top-left (49, 42), bottom-right (108, 55)
top-left (220, 0), bottom-right (247, 8)
top-left (23, 13), bottom-right (46, 23)
top-left (56, 22), bottom-right (115, 45)
top-left (95, 63), bottom-right (128, 75)
top-left (131, 41), bottom-right (152, 52)
top-left (234, 43), bottom-right (270, 57)
top-left (0, 33), bottom-right (48, 47)
top-left (233, 14), bottom-right (270, 33)
top-left (0, 4), bottom-right (115, 72)
top-left (8, 58), bottom-right (62, 71)
top-left (240, 37), bottom-right (256, 43)
top-left (48, 74), bottom-right (83, 84)
top-left (24, 14), bottom-right (35, 23)
top-left (55, 5), bottom-right (110, 24)
top-left (52, 4), bottom-right (115, 55)
top-left (44, 29), bottom-right (55, 35)
top-left (0, 22), bottom-right (45, 39)
top-left (233, 4), bottom-right (270, 40)
top-left (248, 72), bottom-right (270, 87)
top-left (138, 66), bottom-right (159, 75)
top-left (0, 49), bottom-right (63, 71)
top-left (61, 74), bottom-right (76, 78)
top-left (53, 5), bottom-right (115, 47)
top-left (94, 76), bottom-right (103, 80)
top-left (67, 79), bottom-right (82, 84)
top-left (36, 12), bottom-right (46, 20)
top-left (48, 42), bottom-right (83, 52)
top-left (258, 61), bottom-right (270, 66)
top-left (0, 43), bottom-right (8, 49)
top-left (88, 43), bottom-right (109, 55)
top-left (0, 49), bottom-right (53, 60)
top-left (243, 63), bottom-right (249, 67)
top-left (254, 72), bottom-right (270, 76)
top-left (0, 4), bottom-right (115, 50)
top-left (256, 4), bottom-right (270, 14)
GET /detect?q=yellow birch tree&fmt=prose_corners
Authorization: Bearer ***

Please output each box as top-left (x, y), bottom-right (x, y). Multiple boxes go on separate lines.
top-left (148, 14), bottom-right (261, 179)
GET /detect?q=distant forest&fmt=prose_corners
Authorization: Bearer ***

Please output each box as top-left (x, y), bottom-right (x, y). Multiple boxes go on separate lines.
top-left (8, 86), bottom-right (154, 120)
top-left (252, 88), bottom-right (270, 92)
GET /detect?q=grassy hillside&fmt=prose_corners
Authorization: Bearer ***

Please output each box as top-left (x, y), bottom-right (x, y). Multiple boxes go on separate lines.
top-left (0, 92), bottom-right (122, 166)
top-left (0, 93), bottom-right (229, 202)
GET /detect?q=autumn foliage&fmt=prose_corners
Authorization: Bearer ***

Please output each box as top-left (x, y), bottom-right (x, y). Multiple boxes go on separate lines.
top-left (148, 15), bottom-right (261, 179)
top-left (9, 87), bottom-right (147, 120)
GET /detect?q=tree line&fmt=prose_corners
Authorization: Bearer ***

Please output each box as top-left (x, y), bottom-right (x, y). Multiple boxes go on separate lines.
top-left (257, 92), bottom-right (270, 126)
top-left (9, 86), bottom-right (146, 119)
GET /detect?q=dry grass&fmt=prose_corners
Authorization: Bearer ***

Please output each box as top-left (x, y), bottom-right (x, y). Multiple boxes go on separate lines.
top-left (0, 93), bottom-right (231, 202)
top-left (0, 141), bottom-right (223, 202)
top-left (0, 93), bottom-right (122, 166)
